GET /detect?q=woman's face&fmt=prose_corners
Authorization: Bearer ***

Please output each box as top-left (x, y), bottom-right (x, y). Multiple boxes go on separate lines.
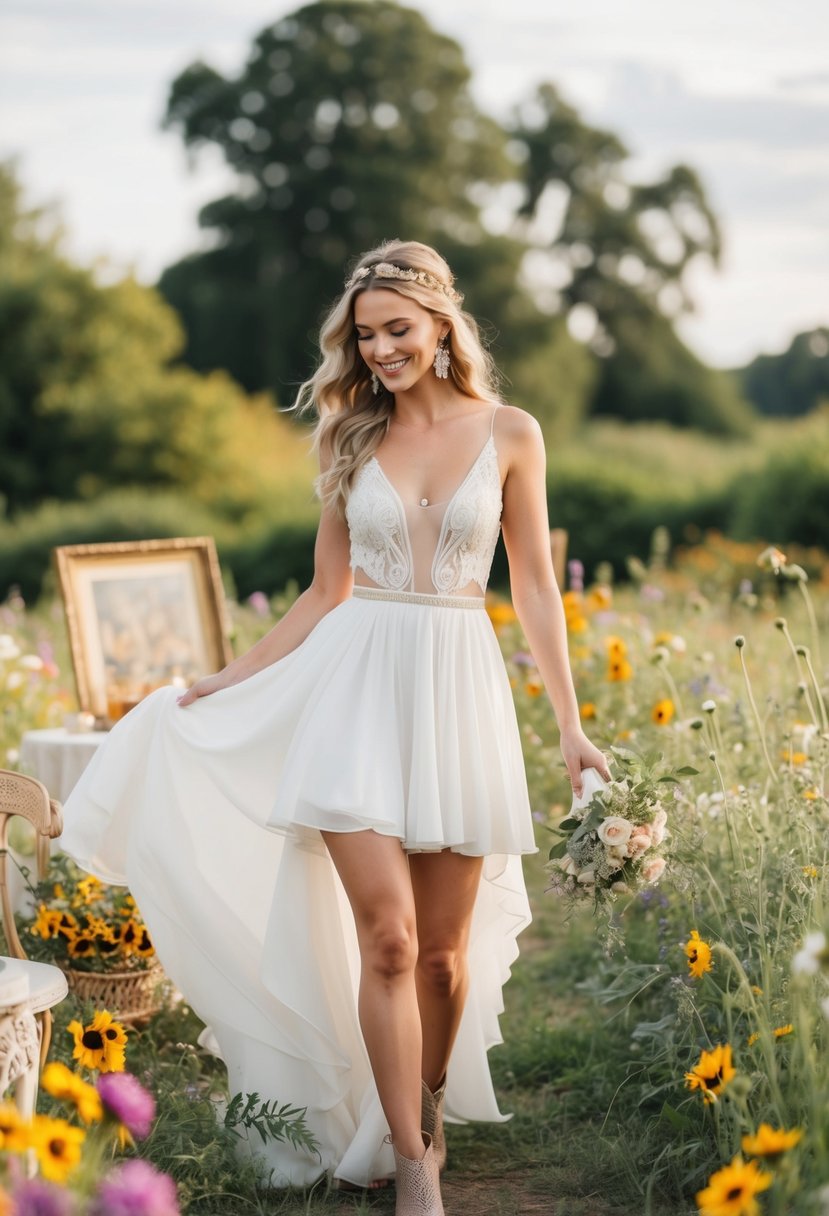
top-left (353, 288), bottom-right (447, 392)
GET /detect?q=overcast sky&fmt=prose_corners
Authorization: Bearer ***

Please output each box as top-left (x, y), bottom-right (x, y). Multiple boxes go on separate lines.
top-left (1, 0), bottom-right (828, 368)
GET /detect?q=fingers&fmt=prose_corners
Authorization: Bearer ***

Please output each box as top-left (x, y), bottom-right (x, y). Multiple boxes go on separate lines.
top-left (568, 765), bottom-right (584, 798)
top-left (176, 687), bottom-right (198, 708)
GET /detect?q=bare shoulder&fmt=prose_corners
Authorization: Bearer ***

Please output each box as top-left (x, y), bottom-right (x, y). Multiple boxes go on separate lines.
top-left (494, 404), bottom-right (545, 464)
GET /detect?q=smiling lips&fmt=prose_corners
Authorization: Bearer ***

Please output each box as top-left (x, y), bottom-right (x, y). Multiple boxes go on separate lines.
top-left (378, 357), bottom-right (410, 375)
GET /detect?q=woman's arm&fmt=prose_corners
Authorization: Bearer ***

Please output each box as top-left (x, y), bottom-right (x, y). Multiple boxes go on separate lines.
top-left (178, 458), bottom-right (353, 706)
top-left (499, 407), bottom-right (611, 795)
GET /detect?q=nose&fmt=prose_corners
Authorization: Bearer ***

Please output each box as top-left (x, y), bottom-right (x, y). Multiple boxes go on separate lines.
top-left (374, 334), bottom-right (397, 359)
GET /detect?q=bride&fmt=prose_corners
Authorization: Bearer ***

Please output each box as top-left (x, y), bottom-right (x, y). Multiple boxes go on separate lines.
top-left (61, 239), bottom-right (610, 1215)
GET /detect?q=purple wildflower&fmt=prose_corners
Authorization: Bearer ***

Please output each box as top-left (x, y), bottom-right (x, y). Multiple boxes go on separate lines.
top-left (10, 1178), bottom-right (73, 1216)
top-left (91, 1160), bottom-right (179, 1216)
top-left (567, 559), bottom-right (584, 592)
top-left (97, 1071), bottom-right (156, 1140)
top-left (509, 651), bottom-right (535, 668)
top-left (639, 583), bottom-right (665, 602)
top-left (246, 590), bottom-right (270, 617)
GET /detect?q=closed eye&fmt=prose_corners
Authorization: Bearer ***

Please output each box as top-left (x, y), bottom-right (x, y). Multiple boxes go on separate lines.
top-left (355, 328), bottom-right (410, 341)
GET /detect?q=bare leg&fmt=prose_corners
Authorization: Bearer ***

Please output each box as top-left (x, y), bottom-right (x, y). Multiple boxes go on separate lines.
top-left (409, 851), bottom-right (484, 1090)
top-left (321, 830), bottom-right (425, 1163)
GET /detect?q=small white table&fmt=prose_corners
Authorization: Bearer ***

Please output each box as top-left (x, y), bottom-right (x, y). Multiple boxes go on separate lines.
top-left (19, 729), bottom-right (107, 804)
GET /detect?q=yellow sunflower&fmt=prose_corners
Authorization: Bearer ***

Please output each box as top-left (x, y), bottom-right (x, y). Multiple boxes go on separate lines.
top-left (773, 1024), bottom-right (793, 1038)
top-left (0, 1101), bottom-right (30, 1152)
top-left (42, 1061), bottom-right (103, 1125)
top-left (652, 699), bottom-right (675, 726)
top-left (68, 1010), bottom-right (128, 1073)
top-left (685, 1043), bottom-right (736, 1104)
top-left (605, 635), bottom-right (627, 658)
top-left (607, 658), bottom-right (633, 682)
top-left (30, 904), bottom-right (62, 941)
top-left (30, 1114), bottom-right (86, 1184)
top-left (524, 679), bottom-right (543, 697)
top-left (696, 1155), bottom-right (772, 1216)
top-left (134, 926), bottom-right (155, 958)
top-left (66, 931), bottom-right (97, 960)
top-left (580, 702), bottom-right (597, 720)
top-left (741, 1123), bottom-right (803, 1159)
top-left (684, 930), bottom-right (714, 979)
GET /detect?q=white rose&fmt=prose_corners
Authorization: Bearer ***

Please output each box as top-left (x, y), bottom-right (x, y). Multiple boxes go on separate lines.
top-left (597, 817), bottom-right (634, 848)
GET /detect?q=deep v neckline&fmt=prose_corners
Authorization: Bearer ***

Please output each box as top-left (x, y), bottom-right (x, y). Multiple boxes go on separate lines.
top-left (370, 434), bottom-right (496, 517)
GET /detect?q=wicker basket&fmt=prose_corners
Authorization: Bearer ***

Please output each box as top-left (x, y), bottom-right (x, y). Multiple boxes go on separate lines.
top-left (61, 960), bottom-right (167, 1025)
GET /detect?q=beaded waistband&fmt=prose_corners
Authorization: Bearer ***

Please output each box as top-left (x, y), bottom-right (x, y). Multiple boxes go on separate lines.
top-left (352, 586), bottom-right (485, 610)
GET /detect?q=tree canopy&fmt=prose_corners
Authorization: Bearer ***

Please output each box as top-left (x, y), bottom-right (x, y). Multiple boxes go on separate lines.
top-left (0, 162), bottom-right (309, 520)
top-left (159, 0), bottom-right (749, 434)
top-left (738, 327), bottom-right (829, 417)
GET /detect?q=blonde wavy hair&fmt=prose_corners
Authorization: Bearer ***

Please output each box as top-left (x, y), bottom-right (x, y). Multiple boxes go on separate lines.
top-left (294, 239), bottom-right (502, 515)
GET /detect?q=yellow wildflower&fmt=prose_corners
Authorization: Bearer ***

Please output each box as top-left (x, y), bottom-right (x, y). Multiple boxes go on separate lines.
top-left (30, 1115), bottom-right (85, 1183)
top-left (741, 1123), bottom-right (803, 1159)
top-left (685, 1043), bottom-right (736, 1104)
top-left (773, 1024), bottom-right (793, 1038)
top-left (802, 865), bottom-right (819, 878)
top-left (42, 1061), bottom-right (103, 1125)
top-left (580, 702), bottom-right (596, 720)
top-left (0, 1101), bottom-right (29, 1152)
top-left (524, 679), bottom-right (543, 697)
top-left (747, 1032), bottom-right (760, 1047)
top-left (684, 930), bottom-right (713, 979)
top-left (652, 699), bottom-right (675, 725)
top-left (605, 635), bottom-right (627, 658)
top-left (586, 586), bottom-right (612, 611)
top-left (607, 658), bottom-right (633, 682)
top-left (696, 1155), bottom-right (772, 1216)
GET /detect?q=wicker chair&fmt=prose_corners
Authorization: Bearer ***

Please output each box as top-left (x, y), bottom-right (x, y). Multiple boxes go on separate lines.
top-left (0, 769), bottom-right (68, 1119)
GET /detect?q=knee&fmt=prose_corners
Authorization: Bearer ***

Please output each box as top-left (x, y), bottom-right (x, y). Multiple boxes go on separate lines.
top-left (417, 944), bottom-right (466, 997)
top-left (364, 923), bottom-right (418, 981)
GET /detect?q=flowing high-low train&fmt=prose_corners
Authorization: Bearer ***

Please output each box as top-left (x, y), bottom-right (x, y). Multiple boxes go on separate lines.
top-left (60, 404), bottom-right (537, 1187)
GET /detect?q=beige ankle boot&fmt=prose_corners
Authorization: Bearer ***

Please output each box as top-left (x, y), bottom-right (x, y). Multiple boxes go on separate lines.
top-left (421, 1078), bottom-right (447, 1171)
top-left (390, 1133), bottom-right (445, 1216)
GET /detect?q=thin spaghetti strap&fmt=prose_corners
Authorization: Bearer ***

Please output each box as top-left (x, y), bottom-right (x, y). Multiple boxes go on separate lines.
top-left (489, 403), bottom-right (500, 439)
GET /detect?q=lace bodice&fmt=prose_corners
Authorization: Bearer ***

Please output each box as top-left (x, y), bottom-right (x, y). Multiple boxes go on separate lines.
top-left (345, 411), bottom-right (503, 597)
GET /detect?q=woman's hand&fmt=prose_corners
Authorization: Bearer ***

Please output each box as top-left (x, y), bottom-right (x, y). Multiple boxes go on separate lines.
top-left (560, 724), bottom-right (612, 797)
top-left (176, 673), bottom-right (228, 708)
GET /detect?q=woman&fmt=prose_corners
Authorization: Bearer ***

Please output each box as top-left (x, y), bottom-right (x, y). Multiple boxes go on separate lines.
top-left (60, 240), bottom-right (610, 1214)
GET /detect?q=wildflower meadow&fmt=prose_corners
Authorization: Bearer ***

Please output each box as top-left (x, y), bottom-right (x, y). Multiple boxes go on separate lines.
top-left (1, 529), bottom-right (827, 1215)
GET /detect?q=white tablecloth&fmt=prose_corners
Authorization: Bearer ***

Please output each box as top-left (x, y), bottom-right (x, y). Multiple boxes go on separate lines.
top-left (19, 729), bottom-right (107, 804)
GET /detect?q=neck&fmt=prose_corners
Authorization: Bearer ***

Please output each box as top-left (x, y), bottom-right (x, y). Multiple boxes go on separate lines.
top-left (390, 380), bottom-right (462, 429)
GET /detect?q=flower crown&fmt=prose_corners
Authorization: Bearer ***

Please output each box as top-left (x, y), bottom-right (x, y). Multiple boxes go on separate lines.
top-left (345, 261), bottom-right (463, 304)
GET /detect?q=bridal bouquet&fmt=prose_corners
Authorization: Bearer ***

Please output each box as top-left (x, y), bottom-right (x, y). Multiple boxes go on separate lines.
top-left (546, 747), bottom-right (696, 906)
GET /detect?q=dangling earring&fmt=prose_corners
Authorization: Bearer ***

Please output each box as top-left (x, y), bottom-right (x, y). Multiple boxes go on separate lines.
top-left (371, 372), bottom-right (380, 395)
top-left (434, 337), bottom-right (450, 380)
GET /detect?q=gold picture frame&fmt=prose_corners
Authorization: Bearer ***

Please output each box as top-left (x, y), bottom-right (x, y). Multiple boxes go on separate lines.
top-left (54, 538), bottom-right (233, 723)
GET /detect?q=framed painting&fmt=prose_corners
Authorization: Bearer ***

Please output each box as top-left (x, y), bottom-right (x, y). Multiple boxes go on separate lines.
top-left (54, 537), bottom-right (233, 724)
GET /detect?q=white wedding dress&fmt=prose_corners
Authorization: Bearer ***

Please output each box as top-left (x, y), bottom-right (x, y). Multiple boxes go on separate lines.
top-left (60, 404), bottom-right (536, 1188)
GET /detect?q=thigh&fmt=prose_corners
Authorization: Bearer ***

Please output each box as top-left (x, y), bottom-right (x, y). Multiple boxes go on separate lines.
top-left (408, 851), bottom-right (484, 949)
top-left (322, 829), bottom-right (416, 938)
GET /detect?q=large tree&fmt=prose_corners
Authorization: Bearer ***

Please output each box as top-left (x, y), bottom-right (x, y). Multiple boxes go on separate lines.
top-left (738, 327), bottom-right (829, 417)
top-left (508, 83), bottom-right (754, 434)
top-left (160, 0), bottom-right (523, 399)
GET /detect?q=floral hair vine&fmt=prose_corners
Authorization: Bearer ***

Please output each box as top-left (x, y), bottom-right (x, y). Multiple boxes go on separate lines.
top-left (344, 261), bottom-right (463, 304)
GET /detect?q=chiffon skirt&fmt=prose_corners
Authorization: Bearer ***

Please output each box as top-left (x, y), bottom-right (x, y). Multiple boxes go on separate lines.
top-left (60, 589), bottom-right (536, 1187)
